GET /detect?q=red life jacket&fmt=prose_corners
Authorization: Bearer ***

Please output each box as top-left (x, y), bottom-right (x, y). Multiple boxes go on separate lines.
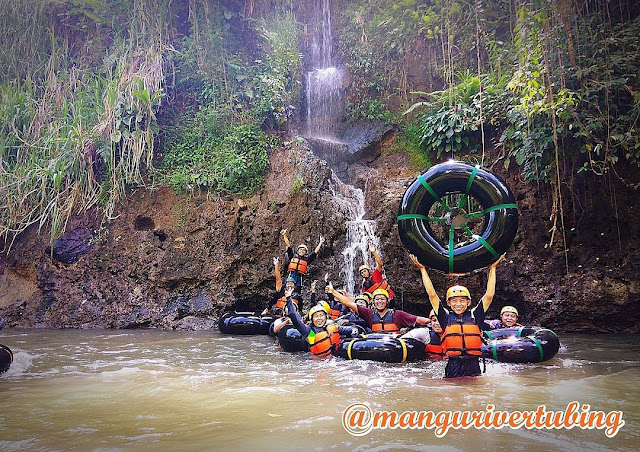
top-left (441, 319), bottom-right (483, 357)
top-left (309, 324), bottom-right (340, 357)
top-left (328, 308), bottom-right (342, 320)
top-left (371, 309), bottom-right (400, 333)
top-left (287, 256), bottom-right (309, 275)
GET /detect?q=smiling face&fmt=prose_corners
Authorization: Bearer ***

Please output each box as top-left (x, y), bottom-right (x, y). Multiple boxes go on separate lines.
top-left (501, 311), bottom-right (518, 327)
top-left (311, 310), bottom-right (327, 328)
top-left (297, 246), bottom-right (308, 256)
top-left (373, 294), bottom-right (388, 311)
top-left (359, 268), bottom-right (370, 279)
top-left (447, 296), bottom-right (471, 315)
top-left (285, 280), bottom-right (296, 292)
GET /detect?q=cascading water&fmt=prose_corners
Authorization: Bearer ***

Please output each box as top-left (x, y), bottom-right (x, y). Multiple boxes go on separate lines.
top-left (305, 0), bottom-right (344, 140)
top-left (306, 0), bottom-right (377, 294)
top-left (329, 174), bottom-right (378, 295)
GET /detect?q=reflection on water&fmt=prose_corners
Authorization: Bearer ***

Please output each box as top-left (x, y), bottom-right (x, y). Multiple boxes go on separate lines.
top-left (0, 330), bottom-right (638, 451)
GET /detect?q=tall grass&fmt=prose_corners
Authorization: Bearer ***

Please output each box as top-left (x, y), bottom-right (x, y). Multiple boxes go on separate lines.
top-left (0, 0), bottom-right (170, 250)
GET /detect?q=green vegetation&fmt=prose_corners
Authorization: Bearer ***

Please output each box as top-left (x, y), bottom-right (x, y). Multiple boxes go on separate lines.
top-left (337, 0), bottom-right (640, 183)
top-left (1, 0), bottom-right (638, 254)
top-left (0, 0), bottom-right (302, 249)
top-left (159, 6), bottom-right (301, 194)
top-left (0, 0), bottom-right (168, 247)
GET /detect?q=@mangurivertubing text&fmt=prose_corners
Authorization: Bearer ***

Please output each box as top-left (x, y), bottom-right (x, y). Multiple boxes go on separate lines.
top-left (342, 401), bottom-right (625, 438)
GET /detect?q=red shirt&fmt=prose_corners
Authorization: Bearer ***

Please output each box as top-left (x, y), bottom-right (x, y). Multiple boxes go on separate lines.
top-left (362, 268), bottom-right (396, 299)
top-left (354, 306), bottom-right (417, 329)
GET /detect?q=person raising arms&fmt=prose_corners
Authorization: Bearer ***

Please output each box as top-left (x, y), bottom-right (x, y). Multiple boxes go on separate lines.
top-left (281, 229), bottom-right (324, 291)
top-left (284, 291), bottom-right (359, 358)
top-left (359, 243), bottom-right (395, 302)
top-left (410, 254), bottom-right (505, 378)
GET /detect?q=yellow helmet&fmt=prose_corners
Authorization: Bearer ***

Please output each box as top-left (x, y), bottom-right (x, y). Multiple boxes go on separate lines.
top-left (360, 292), bottom-right (372, 301)
top-left (446, 285), bottom-right (470, 300)
top-left (371, 288), bottom-right (389, 300)
top-left (354, 295), bottom-right (369, 306)
top-left (358, 264), bottom-right (370, 274)
top-left (500, 306), bottom-right (519, 316)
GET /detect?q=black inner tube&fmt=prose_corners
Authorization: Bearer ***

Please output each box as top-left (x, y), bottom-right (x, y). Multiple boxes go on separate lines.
top-left (398, 161), bottom-right (518, 274)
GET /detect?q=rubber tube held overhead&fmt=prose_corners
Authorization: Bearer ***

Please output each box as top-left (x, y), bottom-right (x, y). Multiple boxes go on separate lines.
top-left (397, 161), bottom-right (518, 274)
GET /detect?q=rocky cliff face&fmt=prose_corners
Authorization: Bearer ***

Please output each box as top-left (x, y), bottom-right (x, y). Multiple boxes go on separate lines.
top-left (1, 136), bottom-right (638, 333)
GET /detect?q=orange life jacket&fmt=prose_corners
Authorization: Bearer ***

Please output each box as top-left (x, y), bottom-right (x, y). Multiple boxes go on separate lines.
top-left (371, 309), bottom-right (400, 333)
top-left (362, 278), bottom-right (391, 295)
top-left (287, 256), bottom-right (309, 275)
top-left (309, 324), bottom-right (340, 357)
top-left (275, 296), bottom-right (299, 310)
top-left (425, 343), bottom-right (445, 357)
top-left (441, 320), bottom-right (483, 357)
top-left (425, 330), bottom-right (445, 358)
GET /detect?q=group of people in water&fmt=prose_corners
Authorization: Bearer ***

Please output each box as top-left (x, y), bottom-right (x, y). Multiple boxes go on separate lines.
top-left (263, 229), bottom-right (521, 378)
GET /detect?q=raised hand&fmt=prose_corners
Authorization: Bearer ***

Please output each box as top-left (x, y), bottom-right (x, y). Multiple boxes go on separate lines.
top-left (409, 254), bottom-right (425, 269)
top-left (489, 254), bottom-right (506, 269)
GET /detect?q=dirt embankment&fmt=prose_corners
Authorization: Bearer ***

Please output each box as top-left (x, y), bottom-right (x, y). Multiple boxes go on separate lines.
top-left (1, 138), bottom-right (638, 333)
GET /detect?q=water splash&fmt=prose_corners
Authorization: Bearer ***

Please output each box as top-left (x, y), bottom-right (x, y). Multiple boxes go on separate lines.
top-left (329, 174), bottom-right (378, 294)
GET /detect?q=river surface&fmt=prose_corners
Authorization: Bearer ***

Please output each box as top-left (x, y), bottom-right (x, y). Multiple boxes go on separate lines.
top-left (0, 329), bottom-right (637, 451)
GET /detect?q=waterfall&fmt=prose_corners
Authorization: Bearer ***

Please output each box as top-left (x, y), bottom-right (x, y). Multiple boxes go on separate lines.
top-left (329, 174), bottom-right (378, 295)
top-left (306, 0), bottom-right (376, 295)
top-left (305, 0), bottom-right (344, 140)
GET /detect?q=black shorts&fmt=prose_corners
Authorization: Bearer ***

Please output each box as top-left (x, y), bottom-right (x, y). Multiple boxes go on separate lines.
top-left (444, 356), bottom-right (481, 378)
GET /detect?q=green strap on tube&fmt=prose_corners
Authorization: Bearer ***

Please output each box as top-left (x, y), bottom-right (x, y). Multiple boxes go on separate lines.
top-left (461, 225), bottom-right (501, 259)
top-left (448, 226), bottom-right (455, 273)
top-left (492, 342), bottom-right (499, 361)
top-left (397, 214), bottom-right (447, 223)
top-left (465, 203), bottom-right (518, 219)
top-left (418, 175), bottom-right (450, 211)
top-left (457, 166), bottom-right (479, 209)
top-left (530, 336), bottom-right (545, 362)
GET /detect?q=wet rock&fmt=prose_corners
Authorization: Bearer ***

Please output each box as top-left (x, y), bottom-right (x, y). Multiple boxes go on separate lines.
top-left (306, 137), bottom-right (349, 165)
top-left (1, 139), bottom-right (639, 333)
top-left (50, 227), bottom-right (93, 264)
top-left (172, 316), bottom-right (217, 331)
top-left (343, 119), bottom-right (395, 163)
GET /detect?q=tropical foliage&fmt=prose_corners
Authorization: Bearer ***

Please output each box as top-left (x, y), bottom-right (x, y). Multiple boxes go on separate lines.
top-left (0, 0), bottom-right (302, 249)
